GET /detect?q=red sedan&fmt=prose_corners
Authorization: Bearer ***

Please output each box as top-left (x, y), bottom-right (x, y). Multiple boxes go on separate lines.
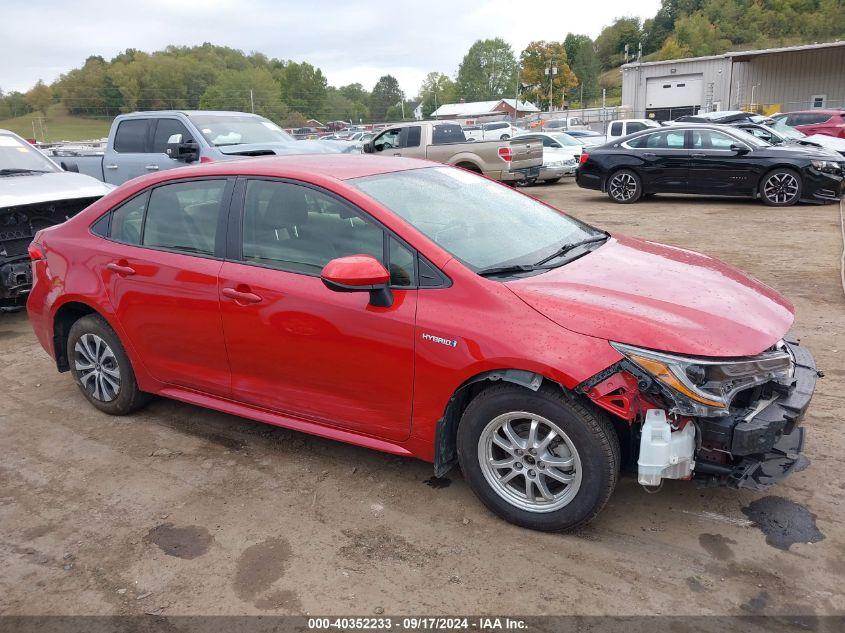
top-left (27, 155), bottom-right (817, 531)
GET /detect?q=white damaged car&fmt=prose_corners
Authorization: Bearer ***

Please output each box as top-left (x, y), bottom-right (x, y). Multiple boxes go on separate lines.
top-left (0, 130), bottom-right (112, 309)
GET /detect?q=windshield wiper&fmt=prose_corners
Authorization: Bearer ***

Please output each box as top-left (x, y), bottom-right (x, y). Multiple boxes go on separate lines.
top-left (0, 168), bottom-right (48, 176)
top-left (533, 233), bottom-right (609, 267)
top-left (477, 263), bottom-right (542, 277)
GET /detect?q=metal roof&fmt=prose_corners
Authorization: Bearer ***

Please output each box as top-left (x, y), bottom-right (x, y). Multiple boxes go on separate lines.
top-left (430, 99), bottom-right (539, 117)
top-left (621, 39), bottom-right (845, 69)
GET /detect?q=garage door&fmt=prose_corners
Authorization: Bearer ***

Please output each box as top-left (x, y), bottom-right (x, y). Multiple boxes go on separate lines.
top-left (645, 74), bottom-right (703, 120)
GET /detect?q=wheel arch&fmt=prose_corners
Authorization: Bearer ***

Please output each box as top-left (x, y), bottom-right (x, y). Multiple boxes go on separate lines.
top-left (756, 164), bottom-right (802, 191)
top-left (454, 160), bottom-right (483, 173)
top-left (433, 369), bottom-right (566, 477)
top-left (52, 300), bottom-right (101, 372)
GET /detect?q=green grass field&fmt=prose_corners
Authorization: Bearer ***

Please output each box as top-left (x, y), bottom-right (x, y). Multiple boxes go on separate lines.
top-left (0, 105), bottom-right (112, 142)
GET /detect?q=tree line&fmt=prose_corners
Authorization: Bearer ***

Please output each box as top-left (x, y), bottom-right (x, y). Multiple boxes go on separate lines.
top-left (2, 0), bottom-right (842, 125)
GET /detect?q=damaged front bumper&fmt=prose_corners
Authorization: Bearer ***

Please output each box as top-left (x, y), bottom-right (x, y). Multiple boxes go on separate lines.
top-left (694, 343), bottom-right (817, 490)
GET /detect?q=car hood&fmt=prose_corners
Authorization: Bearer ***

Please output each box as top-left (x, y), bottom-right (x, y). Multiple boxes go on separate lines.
top-left (803, 134), bottom-right (845, 153)
top-left (760, 142), bottom-right (841, 160)
top-left (0, 171), bottom-right (112, 208)
top-left (217, 140), bottom-right (360, 157)
top-left (507, 236), bottom-right (793, 357)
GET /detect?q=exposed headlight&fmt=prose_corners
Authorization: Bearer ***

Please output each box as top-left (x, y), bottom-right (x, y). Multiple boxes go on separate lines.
top-left (811, 159), bottom-right (840, 173)
top-left (611, 341), bottom-right (794, 416)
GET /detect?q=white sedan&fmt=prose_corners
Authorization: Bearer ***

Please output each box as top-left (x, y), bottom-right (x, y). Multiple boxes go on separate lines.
top-left (513, 132), bottom-right (583, 184)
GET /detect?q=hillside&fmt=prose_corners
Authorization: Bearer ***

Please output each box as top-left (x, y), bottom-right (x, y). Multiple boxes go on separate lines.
top-left (0, 105), bottom-right (111, 142)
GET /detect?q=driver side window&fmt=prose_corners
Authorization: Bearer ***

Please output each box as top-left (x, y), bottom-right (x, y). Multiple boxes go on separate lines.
top-left (374, 129), bottom-right (401, 151)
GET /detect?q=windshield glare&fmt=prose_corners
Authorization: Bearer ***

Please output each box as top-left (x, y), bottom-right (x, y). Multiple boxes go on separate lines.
top-left (0, 134), bottom-right (59, 173)
top-left (768, 118), bottom-right (805, 139)
top-left (350, 167), bottom-right (600, 271)
top-left (549, 133), bottom-right (582, 147)
top-left (727, 127), bottom-right (771, 148)
top-left (188, 115), bottom-right (295, 146)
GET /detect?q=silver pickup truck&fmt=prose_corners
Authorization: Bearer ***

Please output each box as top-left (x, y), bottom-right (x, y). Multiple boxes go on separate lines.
top-left (363, 121), bottom-right (543, 183)
top-left (48, 110), bottom-right (357, 186)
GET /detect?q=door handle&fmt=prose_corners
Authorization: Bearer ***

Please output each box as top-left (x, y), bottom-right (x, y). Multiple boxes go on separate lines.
top-left (106, 262), bottom-right (136, 275)
top-left (690, 153), bottom-right (706, 158)
top-left (393, 153), bottom-right (402, 156)
top-left (222, 287), bottom-right (262, 304)
top-left (105, 164), bottom-right (118, 170)
top-left (145, 164), bottom-right (160, 171)
top-left (642, 152), bottom-right (657, 158)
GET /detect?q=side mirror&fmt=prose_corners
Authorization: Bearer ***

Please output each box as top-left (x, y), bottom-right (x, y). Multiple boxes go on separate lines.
top-left (730, 143), bottom-right (750, 155)
top-left (363, 141), bottom-right (375, 154)
top-left (166, 134), bottom-right (200, 163)
top-left (320, 255), bottom-right (393, 307)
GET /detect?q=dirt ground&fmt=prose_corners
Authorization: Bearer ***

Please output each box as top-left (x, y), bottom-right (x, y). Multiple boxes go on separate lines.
top-left (1, 181), bottom-right (843, 618)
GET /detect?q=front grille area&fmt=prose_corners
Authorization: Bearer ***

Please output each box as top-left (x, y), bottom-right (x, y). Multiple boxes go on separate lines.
top-left (0, 196), bottom-right (100, 258)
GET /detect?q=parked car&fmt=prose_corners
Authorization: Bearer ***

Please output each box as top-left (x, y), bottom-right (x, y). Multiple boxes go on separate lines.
top-left (51, 111), bottom-right (358, 185)
top-left (730, 120), bottom-right (845, 157)
top-left (513, 132), bottom-right (582, 183)
top-left (0, 129), bottom-right (112, 309)
top-left (469, 121), bottom-right (520, 141)
top-left (673, 110), bottom-right (766, 125)
top-left (363, 121), bottom-right (543, 184)
top-left (576, 124), bottom-right (844, 206)
top-left (27, 154), bottom-right (817, 532)
top-left (541, 117), bottom-right (587, 131)
top-left (606, 118), bottom-right (660, 140)
top-left (771, 110), bottom-right (845, 139)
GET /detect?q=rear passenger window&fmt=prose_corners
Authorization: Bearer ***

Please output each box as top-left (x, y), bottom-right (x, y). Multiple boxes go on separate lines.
top-left (142, 180), bottom-right (226, 255)
top-left (242, 180), bottom-right (385, 275)
top-left (610, 122), bottom-right (623, 136)
top-left (405, 126), bottom-right (421, 148)
top-left (628, 130), bottom-right (686, 149)
top-left (109, 193), bottom-right (147, 245)
top-left (113, 119), bottom-right (149, 153)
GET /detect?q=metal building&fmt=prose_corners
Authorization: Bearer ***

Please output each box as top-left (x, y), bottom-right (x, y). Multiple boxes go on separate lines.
top-left (621, 40), bottom-right (845, 121)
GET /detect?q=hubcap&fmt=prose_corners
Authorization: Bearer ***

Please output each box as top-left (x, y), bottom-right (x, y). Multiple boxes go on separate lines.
top-left (609, 173), bottom-right (637, 201)
top-left (763, 173), bottom-right (799, 204)
top-left (74, 333), bottom-right (121, 402)
top-left (478, 412), bottom-right (582, 513)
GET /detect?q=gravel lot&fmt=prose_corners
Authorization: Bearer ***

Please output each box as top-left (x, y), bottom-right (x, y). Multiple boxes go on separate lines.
top-left (1, 180), bottom-right (843, 617)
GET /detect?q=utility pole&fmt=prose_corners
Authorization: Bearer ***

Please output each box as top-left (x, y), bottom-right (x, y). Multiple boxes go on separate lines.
top-left (545, 62), bottom-right (558, 113)
top-left (513, 56), bottom-right (520, 124)
top-left (249, 89), bottom-right (255, 113)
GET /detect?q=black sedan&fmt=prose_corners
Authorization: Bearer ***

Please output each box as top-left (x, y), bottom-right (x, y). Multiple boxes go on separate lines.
top-left (576, 124), bottom-right (844, 206)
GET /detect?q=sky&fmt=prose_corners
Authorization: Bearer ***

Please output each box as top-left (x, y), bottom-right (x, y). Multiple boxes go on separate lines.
top-left (1, 0), bottom-right (661, 96)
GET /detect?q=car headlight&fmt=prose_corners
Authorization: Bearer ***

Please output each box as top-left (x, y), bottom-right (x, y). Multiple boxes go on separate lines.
top-left (611, 341), bottom-right (794, 416)
top-left (546, 160), bottom-right (565, 167)
top-left (810, 159), bottom-right (840, 173)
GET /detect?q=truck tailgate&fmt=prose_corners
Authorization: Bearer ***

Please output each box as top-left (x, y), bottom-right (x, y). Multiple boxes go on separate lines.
top-left (508, 137), bottom-right (543, 171)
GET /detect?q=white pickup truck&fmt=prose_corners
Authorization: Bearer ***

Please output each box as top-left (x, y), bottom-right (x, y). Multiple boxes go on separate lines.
top-left (605, 118), bottom-right (661, 139)
top-left (364, 121), bottom-right (543, 184)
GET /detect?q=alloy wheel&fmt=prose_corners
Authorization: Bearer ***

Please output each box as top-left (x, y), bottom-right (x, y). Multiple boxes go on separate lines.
top-left (478, 412), bottom-right (582, 513)
top-left (763, 172), bottom-right (800, 204)
top-left (608, 172), bottom-right (638, 201)
top-left (74, 333), bottom-right (121, 402)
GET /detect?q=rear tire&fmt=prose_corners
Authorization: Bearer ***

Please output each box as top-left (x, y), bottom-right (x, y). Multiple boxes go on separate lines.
top-left (543, 178), bottom-right (562, 185)
top-left (67, 314), bottom-right (150, 415)
top-left (759, 168), bottom-right (802, 206)
top-left (457, 384), bottom-right (620, 532)
top-left (606, 169), bottom-right (642, 203)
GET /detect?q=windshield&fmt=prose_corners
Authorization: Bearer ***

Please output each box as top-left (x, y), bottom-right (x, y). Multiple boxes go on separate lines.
top-left (0, 134), bottom-right (59, 173)
top-left (549, 133), bottom-right (582, 147)
top-left (728, 126), bottom-right (771, 148)
top-left (767, 118), bottom-right (806, 139)
top-left (350, 167), bottom-right (601, 271)
top-left (188, 114), bottom-right (295, 146)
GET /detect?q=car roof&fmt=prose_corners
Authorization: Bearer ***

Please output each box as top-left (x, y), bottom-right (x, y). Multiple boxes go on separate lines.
top-left (160, 154), bottom-right (435, 181)
top-left (786, 109), bottom-right (844, 115)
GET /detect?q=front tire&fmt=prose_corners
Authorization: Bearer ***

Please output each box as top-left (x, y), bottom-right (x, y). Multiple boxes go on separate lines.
top-left (606, 169), bottom-right (642, 203)
top-left (457, 384), bottom-right (620, 532)
top-left (760, 168), bottom-right (801, 206)
top-left (67, 314), bottom-right (150, 415)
